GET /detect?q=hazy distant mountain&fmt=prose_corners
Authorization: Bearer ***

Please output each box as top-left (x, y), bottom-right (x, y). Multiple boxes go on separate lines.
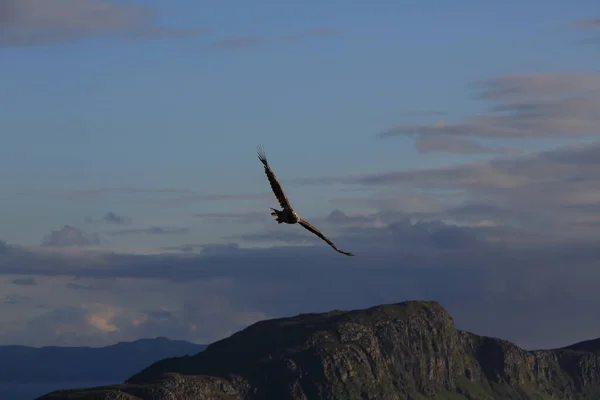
top-left (40, 301), bottom-right (600, 400)
top-left (0, 337), bottom-right (206, 383)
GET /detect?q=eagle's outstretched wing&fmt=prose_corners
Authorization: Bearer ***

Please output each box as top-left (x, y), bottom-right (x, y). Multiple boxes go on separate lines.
top-left (298, 219), bottom-right (354, 256)
top-left (257, 145), bottom-right (293, 211)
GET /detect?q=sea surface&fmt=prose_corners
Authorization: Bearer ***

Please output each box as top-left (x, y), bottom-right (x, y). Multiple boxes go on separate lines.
top-left (0, 381), bottom-right (117, 400)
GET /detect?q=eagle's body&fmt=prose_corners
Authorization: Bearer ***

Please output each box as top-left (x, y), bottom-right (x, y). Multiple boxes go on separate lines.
top-left (257, 146), bottom-right (354, 257)
top-left (270, 208), bottom-right (300, 224)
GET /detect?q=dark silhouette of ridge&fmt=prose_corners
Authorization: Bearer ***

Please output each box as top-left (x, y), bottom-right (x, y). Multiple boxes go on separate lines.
top-left (0, 337), bottom-right (206, 383)
top-left (561, 337), bottom-right (600, 353)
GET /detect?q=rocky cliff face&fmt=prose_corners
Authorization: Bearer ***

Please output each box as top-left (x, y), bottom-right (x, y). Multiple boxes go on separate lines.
top-left (38, 301), bottom-right (600, 400)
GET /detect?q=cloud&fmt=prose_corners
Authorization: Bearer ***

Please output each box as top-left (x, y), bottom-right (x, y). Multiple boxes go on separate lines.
top-left (0, 241), bottom-right (11, 254)
top-left (379, 72), bottom-right (600, 146)
top-left (0, 304), bottom-right (129, 345)
top-left (0, 0), bottom-right (201, 47)
top-left (3, 294), bottom-right (32, 305)
top-left (160, 243), bottom-right (241, 253)
top-left (573, 18), bottom-right (600, 29)
top-left (1, 208), bottom-right (600, 349)
top-left (572, 18), bottom-right (600, 44)
top-left (14, 187), bottom-right (272, 208)
top-left (299, 141), bottom-right (600, 244)
top-left (0, 217), bottom-right (495, 281)
top-left (0, 284), bottom-right (269, 347)
top-left (578, 36), bottom-right (600, 45)
top-left (163, 192), bottom-right (271, 205)
top-left (414, 135), bottom-right (520, 154)
top-left (9, 277), bottom-right (36, 286)
top-left (228, 230), bottom-right (322, 245)
top-left (87, 310), bottom-right (119, 333)
top-left (473, 72), bottom-right (600, 102)
top-left (65, 281), bottom-right (107, 291)
top-left (160, 244), bottom-right (204, 253)
top-left (326, 209), bottom-right (373, 225)
top-left (192, 211), bottom-right (267, 224)
top-left (106, 226), bottom-right (189, 236)
top-left (102, 212), bottom-right (131, 225)
top-left (41, 225), bottom-right (101, 247)
top-left (16, 187), bottom-right (197, 204)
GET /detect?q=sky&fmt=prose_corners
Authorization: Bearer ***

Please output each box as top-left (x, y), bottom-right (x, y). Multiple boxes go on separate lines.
top-left (0, 0), bottom-right (599, 350)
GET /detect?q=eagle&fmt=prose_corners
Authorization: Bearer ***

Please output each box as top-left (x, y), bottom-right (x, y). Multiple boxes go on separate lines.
top-left (257, 145), bottom-right (354, 256)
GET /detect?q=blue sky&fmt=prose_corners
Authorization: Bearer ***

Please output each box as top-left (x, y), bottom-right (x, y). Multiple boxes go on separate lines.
top-left (0, 1), bottom-right (599, 349)
top-left (1, 0), bottom-right (597, 248)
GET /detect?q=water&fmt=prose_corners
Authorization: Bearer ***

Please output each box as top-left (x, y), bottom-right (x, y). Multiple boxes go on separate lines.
top-left (0, 381), bottom-right (117, 400)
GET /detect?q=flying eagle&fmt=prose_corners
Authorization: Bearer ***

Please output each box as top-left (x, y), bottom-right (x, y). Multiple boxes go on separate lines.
top-left (257, 146), bottom-right (354, 256)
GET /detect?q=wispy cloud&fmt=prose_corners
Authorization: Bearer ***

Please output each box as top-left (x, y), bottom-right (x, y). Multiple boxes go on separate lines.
top-left (578, 36), bottom-right (600, 45)
top-left (41, 225), bottom-right (101, 247)
top-left (9, 277), bottom-right (36, 286)
top-left (0, 293), bottom-right (267, 347)
top-left (106, 187), bottom-right (195, 195)
top-left (3, 294), bottom-right (32, 305)
top-left (160, 244), bottom-right (205, 253)
top-left (0, 0), bottom-right (201, 47)
top-left (473, 72), bottom-right (600, 101)
top-left (16, 187), bottom-right (196, 202)
top-left (414, 135), bottom-right (520, 155)
top-left (572, 17), bottom-right (600, 44)
top-left (107, 226), bottom-right (189, 236)
top-left (160, 243), bottom-right (242, 253)
top-left (102, 212), bottom-right (131, 226)
top-left (65, 280), bottom-right (108, 291)
top-left (192, 211), bottom-right (267, 223)
top-left (299, 141), bottom-right (600, 243)
top-left (379, 73), bottom-right (600, 147)
top-left (228, 230), bottom-right (322, 245)
top-left (164, 192), bottom-right (271, 205)
top-left (572, 18), bottom-right (600, 29)
top-left (15, 187), bottom-right (267, 207)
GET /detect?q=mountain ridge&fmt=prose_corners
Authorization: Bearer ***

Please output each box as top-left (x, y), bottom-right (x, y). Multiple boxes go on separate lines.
top-left (0, 337), bottom-right (206, 383)
top-left (39, 301), bottom-right (600, 399)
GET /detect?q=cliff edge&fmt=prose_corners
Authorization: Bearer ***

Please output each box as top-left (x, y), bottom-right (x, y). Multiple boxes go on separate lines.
top-left (38, 301), bottom-right (600, 400)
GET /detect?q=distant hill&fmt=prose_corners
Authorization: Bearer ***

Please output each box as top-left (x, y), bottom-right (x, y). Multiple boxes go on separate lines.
top-left (39, 301), bottom-right (600, 400)
top-left (0, 337), bottom-right (206, 383)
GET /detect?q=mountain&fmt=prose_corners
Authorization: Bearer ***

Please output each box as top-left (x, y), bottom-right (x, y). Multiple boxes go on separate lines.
top-left (39, 301), bottom-right (600, 399)
top-left (0, 337), bottom-right (206, 383)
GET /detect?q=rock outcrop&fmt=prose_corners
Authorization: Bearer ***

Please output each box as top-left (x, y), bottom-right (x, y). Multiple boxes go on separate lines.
top-left (38, 301), bottom-right (600, 399)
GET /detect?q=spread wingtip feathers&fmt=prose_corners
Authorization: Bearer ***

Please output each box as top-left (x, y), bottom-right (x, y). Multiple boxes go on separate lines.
top-left (256, 145), bottom-right (267, 164)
